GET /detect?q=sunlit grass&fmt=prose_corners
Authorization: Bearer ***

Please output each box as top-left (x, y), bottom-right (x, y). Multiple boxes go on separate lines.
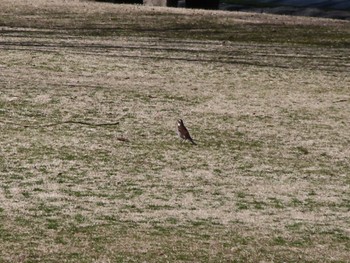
top-left (0, 0), bottom-right (349, 262)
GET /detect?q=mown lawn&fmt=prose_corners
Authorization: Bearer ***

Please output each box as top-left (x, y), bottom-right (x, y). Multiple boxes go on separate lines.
top-left (0, 0), bottom-right (349, 262)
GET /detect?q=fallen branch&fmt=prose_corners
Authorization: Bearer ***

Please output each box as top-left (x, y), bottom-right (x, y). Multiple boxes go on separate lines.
top-left (1, 120), bottom-right (120, 128)
top-left (333, 99), bottom-right (349, 103)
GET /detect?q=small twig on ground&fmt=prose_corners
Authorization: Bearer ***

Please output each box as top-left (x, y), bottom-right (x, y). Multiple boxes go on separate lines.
top-left (116, 137), bottom-right (130, 142)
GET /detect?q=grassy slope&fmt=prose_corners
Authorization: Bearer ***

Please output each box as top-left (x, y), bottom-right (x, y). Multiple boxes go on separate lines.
top-left (0, 0), bottom-right (349, 262)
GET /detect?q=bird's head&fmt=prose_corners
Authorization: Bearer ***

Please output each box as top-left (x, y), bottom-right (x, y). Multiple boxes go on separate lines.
top-left (177, 119), bottom-right (183, 126)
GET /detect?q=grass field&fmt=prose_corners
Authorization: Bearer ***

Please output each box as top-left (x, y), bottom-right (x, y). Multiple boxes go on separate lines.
top-left (0, 0), bottom-right (349, 262)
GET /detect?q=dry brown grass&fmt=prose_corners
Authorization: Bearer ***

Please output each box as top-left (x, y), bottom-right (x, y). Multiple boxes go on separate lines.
top-left (0, 0), bottom-right (349, 262)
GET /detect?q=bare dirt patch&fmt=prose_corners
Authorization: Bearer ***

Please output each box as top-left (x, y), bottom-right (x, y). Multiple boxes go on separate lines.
top-left (0, 0), bottom-right (349, 262)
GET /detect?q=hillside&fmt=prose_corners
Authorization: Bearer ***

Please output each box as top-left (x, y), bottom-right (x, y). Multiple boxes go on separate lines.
top-left (0, 0), bottom-right (349, 262)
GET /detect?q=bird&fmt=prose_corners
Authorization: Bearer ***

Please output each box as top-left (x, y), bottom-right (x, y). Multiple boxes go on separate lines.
top-left (177, 119), bottom-right (196, 145)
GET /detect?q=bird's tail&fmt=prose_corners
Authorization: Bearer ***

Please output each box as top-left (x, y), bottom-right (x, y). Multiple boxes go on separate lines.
top-left (189, 138), bottom-right (196, 145)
